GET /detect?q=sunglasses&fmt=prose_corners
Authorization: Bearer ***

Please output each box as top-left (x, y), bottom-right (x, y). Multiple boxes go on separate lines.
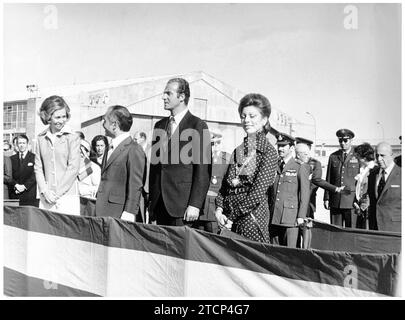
top-left (338, 138), bottom-right (350, 143)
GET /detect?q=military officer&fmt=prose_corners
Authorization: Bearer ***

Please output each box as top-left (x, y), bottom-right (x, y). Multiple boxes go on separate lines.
top-left (197, 129), bottom-right (231, 233)
top-left (269, 132), bottom-right (311, 248)
top-left (295, 137), bottom-right (345, 219)
top-left (295, 137), bottom-right (345, 249)
top-left (323, 129), bottom-right (360, 228)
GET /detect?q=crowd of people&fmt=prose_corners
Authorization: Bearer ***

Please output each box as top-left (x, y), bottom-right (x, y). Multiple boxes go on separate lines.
top-left (3, 77), bottom-right (402, 248)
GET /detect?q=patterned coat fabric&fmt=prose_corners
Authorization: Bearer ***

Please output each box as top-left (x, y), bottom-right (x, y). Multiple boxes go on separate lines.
top-left (323, 149), bottom-right (360, 208)
top-left (216, 131), bottom-right (278, 243)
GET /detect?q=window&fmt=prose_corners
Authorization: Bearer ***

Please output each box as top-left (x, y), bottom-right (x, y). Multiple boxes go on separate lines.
top-left (3, 101), bottom-right (27, 130)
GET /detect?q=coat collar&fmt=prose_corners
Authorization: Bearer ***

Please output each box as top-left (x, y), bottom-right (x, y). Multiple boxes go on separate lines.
top-left (102, 136), bottom-right (133, 173)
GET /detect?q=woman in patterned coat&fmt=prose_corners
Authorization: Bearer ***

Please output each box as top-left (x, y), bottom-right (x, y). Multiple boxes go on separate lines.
top-left (215, 93), bottom-right (278, 243)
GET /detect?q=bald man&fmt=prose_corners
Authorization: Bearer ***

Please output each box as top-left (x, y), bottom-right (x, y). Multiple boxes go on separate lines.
top-left (367, 142), bottom-right (401, 233)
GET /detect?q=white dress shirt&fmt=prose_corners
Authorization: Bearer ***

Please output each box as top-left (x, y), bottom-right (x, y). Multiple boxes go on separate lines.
top-left (107, 132), bottom-right (130, 160)
top-left (170, 107), bottom-right (189, 135)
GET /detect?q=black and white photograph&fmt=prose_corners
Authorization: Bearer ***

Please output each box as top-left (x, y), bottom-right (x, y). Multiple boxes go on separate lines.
top-left (1, 1), bottom-right (402, 303)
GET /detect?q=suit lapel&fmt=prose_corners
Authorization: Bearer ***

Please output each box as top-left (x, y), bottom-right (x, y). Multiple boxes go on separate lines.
top-left (379, 165), bottom-right (399, 199)
top-left (102, 137), bottom-right (132, 173)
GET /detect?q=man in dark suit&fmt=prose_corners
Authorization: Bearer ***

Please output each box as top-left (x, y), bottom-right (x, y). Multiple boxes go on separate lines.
top-left (295, 137), bottom-right (345, 219)
top-left (324, 129), bottom-right (360, 228)
top-left (149, 78), bottom-right (211, 226)
top-left (9, 135), bottom-right (39, 207)
top-left (368, 142), bottom-right (401, 233)
top-left (95, 105), bottom-right (146, 221)
top-left (269, 133), bottom-right (311, 248)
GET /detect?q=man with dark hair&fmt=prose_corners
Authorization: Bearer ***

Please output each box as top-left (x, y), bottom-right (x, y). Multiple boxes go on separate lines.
top-left (95, 105), bottom-right (147, 221)
top-left (149, 78), bottom-right (211, 226)
top-left (324, 129), bottom-right (360, 228)
top-left (9, 134), bottom-right (39, 207)
top-left (133, 130), bottom-right (151, 223)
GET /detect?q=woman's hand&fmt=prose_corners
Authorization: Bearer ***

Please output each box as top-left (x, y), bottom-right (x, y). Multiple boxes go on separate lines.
top-left (215, 208), bottom-right (233, 230)
top-left (43, 190), bottom-right (57, 204)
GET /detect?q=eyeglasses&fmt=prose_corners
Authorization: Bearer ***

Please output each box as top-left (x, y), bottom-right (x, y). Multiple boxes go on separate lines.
top-left (339, 138), bottom-right (350, 143)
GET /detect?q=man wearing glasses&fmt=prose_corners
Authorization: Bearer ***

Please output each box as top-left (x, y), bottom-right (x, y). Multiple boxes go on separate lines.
top-left (323, 129), bottom-right (360, 228)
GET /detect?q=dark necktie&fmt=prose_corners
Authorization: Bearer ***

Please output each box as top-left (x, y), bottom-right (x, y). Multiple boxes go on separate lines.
top-left (19, 153), bottom-right (23, 166)
top-left (377, 169), bottom-right (386, 198)
top-left (279, 160), bottom-right (285, 172)
top-left (166, 116), bottom-right (175, 137)
top-left (343, 152), bottom-right (347, 162)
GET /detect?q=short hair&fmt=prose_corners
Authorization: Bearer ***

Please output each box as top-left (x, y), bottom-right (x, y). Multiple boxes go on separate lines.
top-left (106, 105), bottom-right (133, 132)
top-left (238, 93), bottom-right (272, 133)
top-left (76, 131), bottom-right (85, 140)
top-left (39, 95), bottom-right (71, 125)
top-left (138, 131), bottom-right (147, 140)
top-left (3, 141), bottom-right (12, 150)
top-left (354, 143), bottom-right (375, 162)
top-left (16, 134), bottom-right (29, 143)
top-left (167, 78), bottom-right (190, 105)
top-left (91, 135), bottom-right (109, 152)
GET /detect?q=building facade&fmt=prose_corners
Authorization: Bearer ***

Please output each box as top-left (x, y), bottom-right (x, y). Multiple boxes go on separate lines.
top-left (3, 71), bottom-right (297, 153)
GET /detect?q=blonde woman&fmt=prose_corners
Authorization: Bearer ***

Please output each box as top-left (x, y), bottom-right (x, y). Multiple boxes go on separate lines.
top-left (34, 95), bottom-right (81, 215)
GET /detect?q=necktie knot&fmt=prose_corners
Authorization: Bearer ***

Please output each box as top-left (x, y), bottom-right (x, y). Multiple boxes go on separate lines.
top-left (167, 116), bottom-right (175, 137)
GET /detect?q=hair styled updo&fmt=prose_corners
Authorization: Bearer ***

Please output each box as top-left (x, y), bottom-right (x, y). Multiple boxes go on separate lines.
top-left (238, 93), bottom-right (272, 134)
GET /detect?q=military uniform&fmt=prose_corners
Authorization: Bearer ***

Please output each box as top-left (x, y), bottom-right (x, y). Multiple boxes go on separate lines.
top-left (324, 129), bottom-right (360, 228)
top-left (197, 151), bottom-right (231, 233)
top-left (269, 133), bottom-right (311, 248)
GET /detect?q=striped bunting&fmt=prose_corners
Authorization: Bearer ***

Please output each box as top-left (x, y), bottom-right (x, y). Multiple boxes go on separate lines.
top-left (3, 206), bottom-right (400, 297)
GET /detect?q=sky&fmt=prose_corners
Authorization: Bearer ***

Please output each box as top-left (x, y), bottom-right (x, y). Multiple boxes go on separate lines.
top-left (3, 2), bottom-right (402, 144)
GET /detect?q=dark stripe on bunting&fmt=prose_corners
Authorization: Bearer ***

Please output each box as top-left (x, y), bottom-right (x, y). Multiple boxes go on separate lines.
top-left (3, 267), bottom-right (100, 297)
top-left (3, 205), bottom-right (400, 296)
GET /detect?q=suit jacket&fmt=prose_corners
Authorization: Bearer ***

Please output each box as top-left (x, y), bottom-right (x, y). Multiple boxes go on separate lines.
top-left (149, 110), bottom-right (211, 218)
top-left (96, 136), bottom-right (146, 218)
top-left (367, 164), bottom-right (401, 233)
top-left (10, 151), bottom-right (38, 206)
top-left (307, 157), bottom-right (338, 215)
top-left (3, 155), bottom-right (12, 199)
top-left (270, 158), bottom-right (311, 227)
top-left (323, 149), bottom-right (359, 209)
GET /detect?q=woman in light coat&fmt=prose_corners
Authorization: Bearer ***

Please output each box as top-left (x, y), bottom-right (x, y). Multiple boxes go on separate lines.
top-left (34, 95), bottom-right (81, 215)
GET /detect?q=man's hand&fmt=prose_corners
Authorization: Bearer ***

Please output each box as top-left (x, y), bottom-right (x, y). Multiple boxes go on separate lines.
top-left (15, 184), bottom-right (26, 193)
top-left (296, 217), bottom-right (305, 226)
top-left (184, 205), bottom-right (199, 222)
top-left (323, 200), bottom-right (330, 210)
top-left (121, 211), bottom-right (135, 222)
top-left (335, 186), bottom-right (345, 193)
